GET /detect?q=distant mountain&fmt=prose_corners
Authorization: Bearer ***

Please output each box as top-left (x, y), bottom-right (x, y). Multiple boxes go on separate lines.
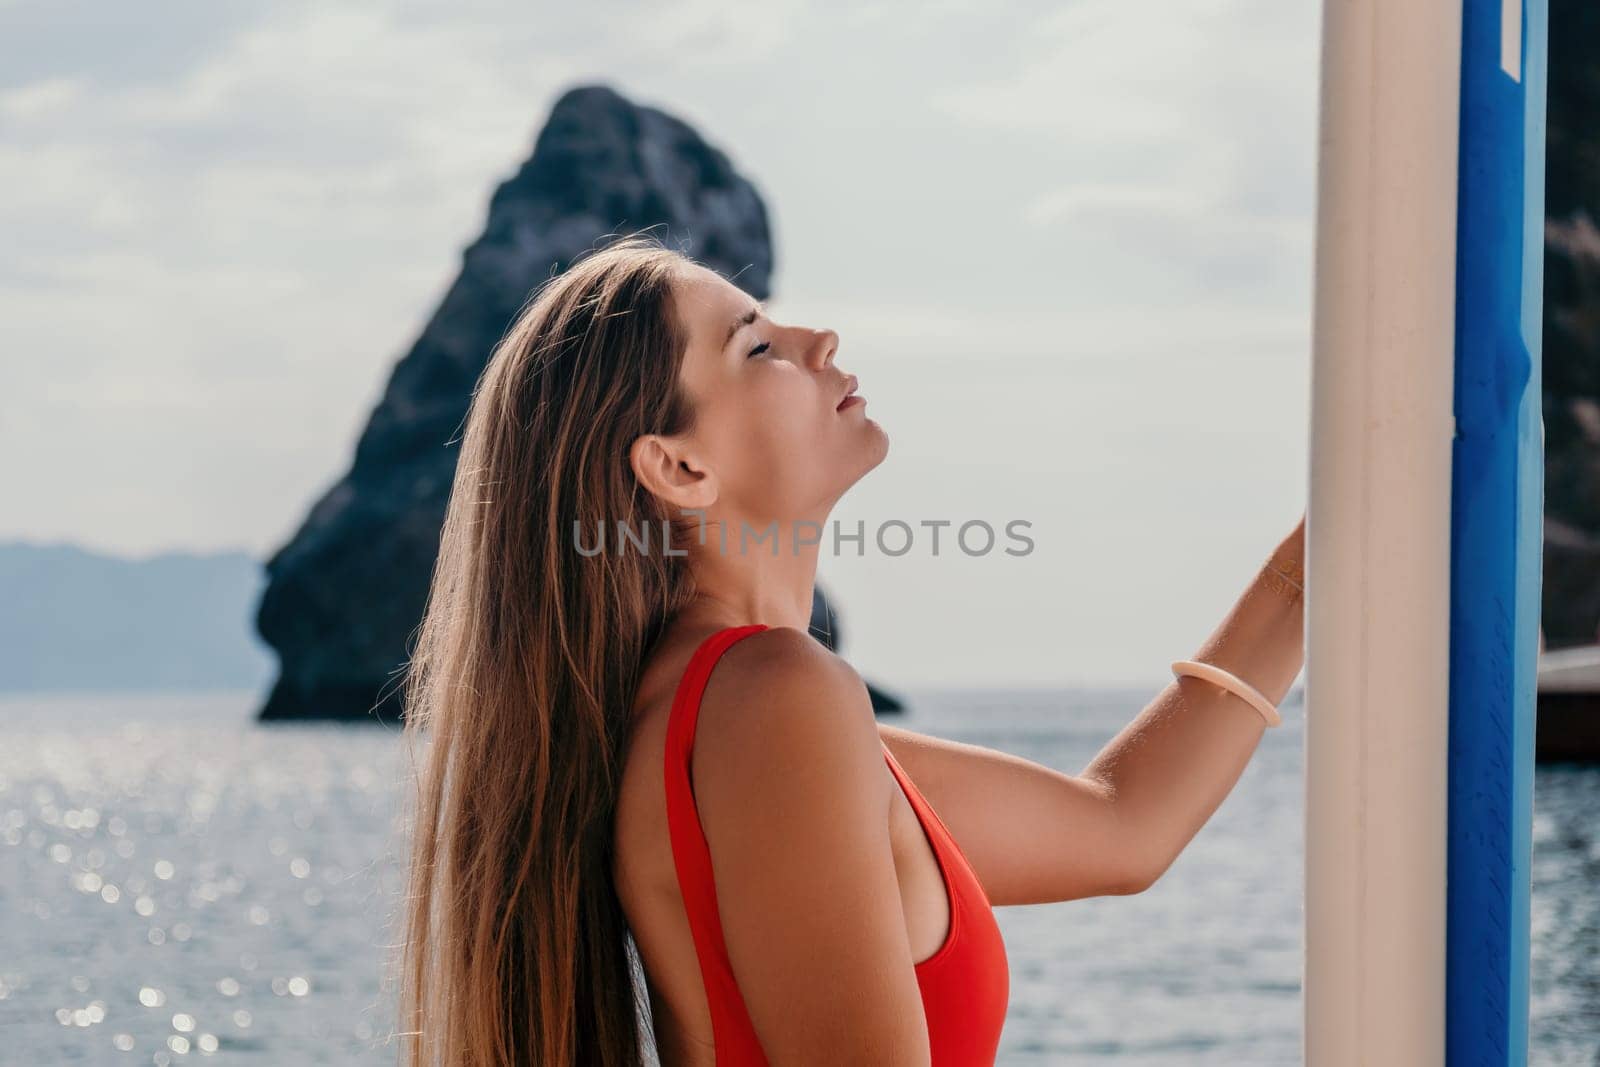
top-left (0, 541), bottom-right (273, 693)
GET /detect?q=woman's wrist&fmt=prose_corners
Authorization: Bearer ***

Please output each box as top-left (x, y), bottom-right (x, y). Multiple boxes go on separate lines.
top-left (1262, 528), bottom-right (1306, 604)
top-left (1190, 561), bottom-right (1306, 707)
top-left (1261, 558), bottom-right (1305, 603)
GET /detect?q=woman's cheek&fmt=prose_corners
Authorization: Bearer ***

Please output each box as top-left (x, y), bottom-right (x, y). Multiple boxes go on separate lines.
top-left (740, 382), bottom-right (808, 447)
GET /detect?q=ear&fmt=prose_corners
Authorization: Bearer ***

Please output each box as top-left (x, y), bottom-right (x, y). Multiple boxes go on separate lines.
top-left (629, 432), bottom-right (718, 511)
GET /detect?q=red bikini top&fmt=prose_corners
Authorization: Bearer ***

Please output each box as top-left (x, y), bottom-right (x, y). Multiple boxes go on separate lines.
top-left (661, 624), bottom-right (1010, 1065)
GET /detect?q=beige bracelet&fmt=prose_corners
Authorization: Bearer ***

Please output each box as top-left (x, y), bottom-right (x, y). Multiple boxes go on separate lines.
top-left (1170, 659), bottom-right (1283, 727)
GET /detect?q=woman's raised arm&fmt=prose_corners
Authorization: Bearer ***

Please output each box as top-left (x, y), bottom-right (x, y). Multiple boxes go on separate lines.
top-left (879, 515), bottom-right (1307, 906)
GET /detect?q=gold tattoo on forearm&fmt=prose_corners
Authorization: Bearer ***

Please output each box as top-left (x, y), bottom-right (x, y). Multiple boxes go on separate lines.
top-left (1261, 563), bottom-right (1304, 602)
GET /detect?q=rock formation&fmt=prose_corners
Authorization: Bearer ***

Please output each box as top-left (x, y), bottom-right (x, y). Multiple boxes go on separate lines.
top-left (256, 85), bottom-right (900, 722)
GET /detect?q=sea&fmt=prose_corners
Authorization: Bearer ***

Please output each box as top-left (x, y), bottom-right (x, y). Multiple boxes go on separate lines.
top-left (1, 689), bottom-right (1595, 1066)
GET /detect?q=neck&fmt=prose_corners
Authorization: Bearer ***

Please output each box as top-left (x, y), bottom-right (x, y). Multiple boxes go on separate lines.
top-left (677, 510), bottom-right (827, 633)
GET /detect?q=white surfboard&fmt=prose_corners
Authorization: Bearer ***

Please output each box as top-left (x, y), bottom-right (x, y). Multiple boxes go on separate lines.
top-left (1305, 0), bottom-right (1545, 1063)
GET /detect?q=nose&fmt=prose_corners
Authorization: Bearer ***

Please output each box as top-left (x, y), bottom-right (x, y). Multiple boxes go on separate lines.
top-left (807, 328), bottom-right (839, 370)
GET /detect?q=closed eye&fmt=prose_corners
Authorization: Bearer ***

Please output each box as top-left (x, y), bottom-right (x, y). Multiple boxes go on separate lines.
top-left (747, 341), bottom-right (771, 359)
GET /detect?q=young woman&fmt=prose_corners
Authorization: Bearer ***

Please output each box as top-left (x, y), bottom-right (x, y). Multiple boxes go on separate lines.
top-left (397, 233), bottom-right (1307, 1066)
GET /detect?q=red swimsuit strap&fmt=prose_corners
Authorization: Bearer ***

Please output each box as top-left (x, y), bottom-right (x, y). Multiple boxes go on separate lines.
top-left (661, 623), bottom-right (773, 1065)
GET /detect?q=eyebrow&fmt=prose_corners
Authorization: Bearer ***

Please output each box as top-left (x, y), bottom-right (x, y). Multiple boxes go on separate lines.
top-left (723, 301), bottom-right (766, 351)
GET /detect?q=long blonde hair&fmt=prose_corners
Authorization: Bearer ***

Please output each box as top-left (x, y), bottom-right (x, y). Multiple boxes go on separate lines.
top-left (395, 232), bottom-right (702, 1065)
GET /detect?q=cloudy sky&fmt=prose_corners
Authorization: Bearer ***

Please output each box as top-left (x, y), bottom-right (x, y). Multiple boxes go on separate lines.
top-left (0, 0), bottom-right (1321, 687)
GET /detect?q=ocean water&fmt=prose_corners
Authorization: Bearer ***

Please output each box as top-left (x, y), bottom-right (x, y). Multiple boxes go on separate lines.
top-left (1, 689), bottom-right (1595, 1065)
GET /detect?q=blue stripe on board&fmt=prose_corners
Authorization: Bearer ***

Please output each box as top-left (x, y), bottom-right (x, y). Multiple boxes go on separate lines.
top-left (1448, 0), bottom-right (1546, 1063)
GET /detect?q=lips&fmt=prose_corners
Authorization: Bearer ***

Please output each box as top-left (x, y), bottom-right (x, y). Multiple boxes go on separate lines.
top-left (835, 375), bottom-right (860, 411)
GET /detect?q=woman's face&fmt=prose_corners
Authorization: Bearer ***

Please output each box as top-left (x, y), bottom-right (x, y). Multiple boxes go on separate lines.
top-left (655, 264), bottom-right (888, 523)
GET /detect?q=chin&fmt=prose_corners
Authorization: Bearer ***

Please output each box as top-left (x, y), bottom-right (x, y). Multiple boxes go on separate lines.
top-left (846, 424), bottom-right (890, 483)
top-left (864, 418), bottom-right (890, 462)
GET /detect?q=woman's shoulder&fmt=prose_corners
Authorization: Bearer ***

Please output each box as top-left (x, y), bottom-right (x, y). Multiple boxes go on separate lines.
top-left (689, 625), bottom-right (885, 818)
top-left (697, 624), bottom-right (878, 745)
top-left (615, 623), bottom-right (883, 891)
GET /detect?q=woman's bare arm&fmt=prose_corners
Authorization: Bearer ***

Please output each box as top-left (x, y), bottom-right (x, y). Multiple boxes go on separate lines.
top-left (1079, 515), bottom-right (1305, 884)
top-left (880, 516), bottom-right (1307, 906)
top-left (876, 724), bottom-right (1144, 904)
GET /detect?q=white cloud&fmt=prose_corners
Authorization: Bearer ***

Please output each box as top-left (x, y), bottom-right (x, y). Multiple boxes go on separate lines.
top-left (0, 75), bottom-right (86, 118)
top-left (1023, 183), bottom-right (1210, 227)
top-left (933, 0), bottom-right (1319, 268)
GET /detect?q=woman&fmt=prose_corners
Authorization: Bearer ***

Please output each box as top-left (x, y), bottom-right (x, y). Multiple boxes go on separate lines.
top-left (396, 232), bottom-right (1307, 1066)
